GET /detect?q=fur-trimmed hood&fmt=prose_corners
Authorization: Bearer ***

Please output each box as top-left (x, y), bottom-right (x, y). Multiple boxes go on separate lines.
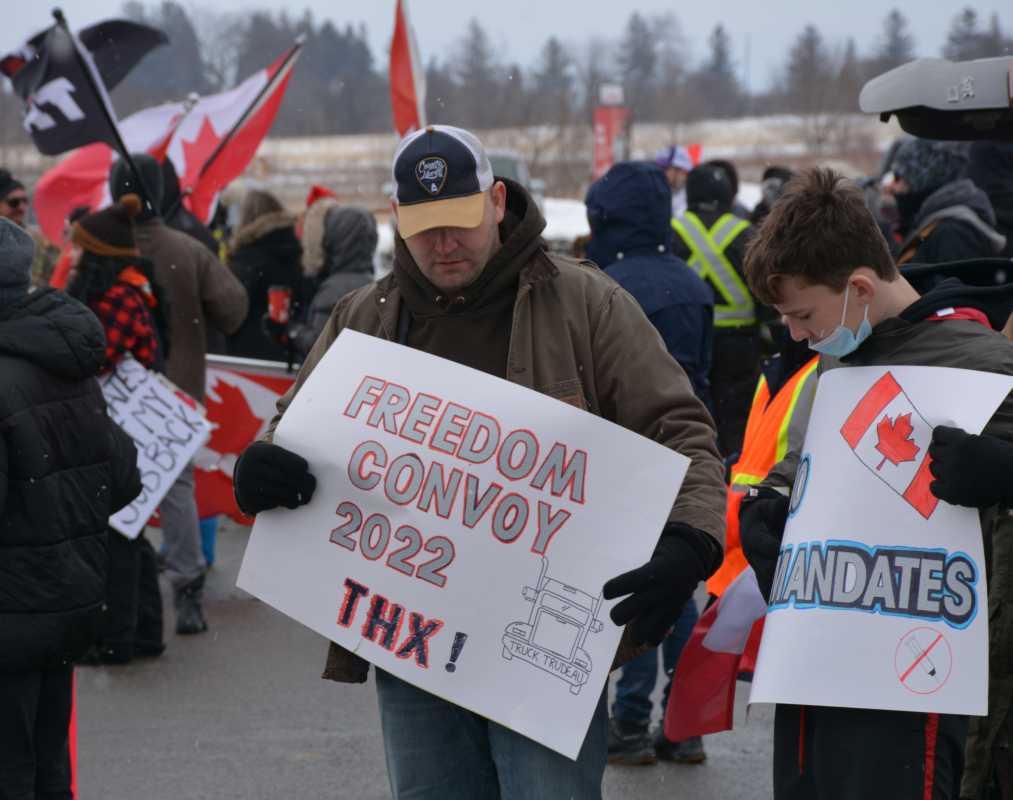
top-left (300, 197), bottom-right (340, 277)
top-left (230, 210), bottom-right (296, 253)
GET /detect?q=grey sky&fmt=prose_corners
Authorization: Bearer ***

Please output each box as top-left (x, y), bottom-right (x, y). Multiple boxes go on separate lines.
top-left (9, 1), bottom-right (1012, 94)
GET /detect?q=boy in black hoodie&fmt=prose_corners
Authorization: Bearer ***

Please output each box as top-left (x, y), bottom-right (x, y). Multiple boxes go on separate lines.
top-left (0, 218), bottom-right (141, 797)
top-left (738, 169), bottom-right (1013, 800)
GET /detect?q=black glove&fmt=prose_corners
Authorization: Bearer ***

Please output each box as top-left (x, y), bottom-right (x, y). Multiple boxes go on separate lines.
top-left (739, 486), bottom-right (789, 601)
top-left (233, 441), bottom-right (317, 515)
top-left (603, 523), bottom-right (713, 647)
top-left (929, 425), bottom-right (1013, 508)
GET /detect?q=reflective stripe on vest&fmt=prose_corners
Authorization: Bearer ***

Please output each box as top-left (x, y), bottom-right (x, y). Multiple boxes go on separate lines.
top-left (707, 356), bottom-right (820, 597)
top-left (671, 211), bottom-right (754, 328)
top-left (730, 357), bottom-right (819, 490)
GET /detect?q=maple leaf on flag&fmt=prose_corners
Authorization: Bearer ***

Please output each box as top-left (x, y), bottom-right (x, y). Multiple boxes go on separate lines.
top-left (875, 412), bottom-right (920, 471)
top-left (205, 379), bottom-right (263, 455)
top-left (180, 116), bottom-right (220, 195)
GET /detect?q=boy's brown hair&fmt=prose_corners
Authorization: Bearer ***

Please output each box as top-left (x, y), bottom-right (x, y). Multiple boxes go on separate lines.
top-left (743, 167), bottom-right (897, 304)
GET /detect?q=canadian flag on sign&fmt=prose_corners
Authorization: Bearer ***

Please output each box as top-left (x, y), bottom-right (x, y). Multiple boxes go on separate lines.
top-left (840, 371), bottom-right (939, 519)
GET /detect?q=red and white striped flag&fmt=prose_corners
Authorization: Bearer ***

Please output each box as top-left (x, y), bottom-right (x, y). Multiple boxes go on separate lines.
top-left (664, 568), bottom-right (768, 740)
top-left (839, 371), bottom-right (938, 519)
top-left (389, 0), bottom-right (426, 137)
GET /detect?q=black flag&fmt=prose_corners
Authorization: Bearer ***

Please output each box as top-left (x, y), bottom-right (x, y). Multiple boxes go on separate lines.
top-left (0, 15), bottom-right (167, 156)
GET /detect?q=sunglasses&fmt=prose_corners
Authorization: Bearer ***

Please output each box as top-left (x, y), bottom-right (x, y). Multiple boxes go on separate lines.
top-left (3, 196), bottom-right (28, 208)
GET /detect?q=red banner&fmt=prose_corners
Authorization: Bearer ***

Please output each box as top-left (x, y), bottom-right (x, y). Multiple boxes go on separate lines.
top-left (592, 105), bottom-right (630, 179)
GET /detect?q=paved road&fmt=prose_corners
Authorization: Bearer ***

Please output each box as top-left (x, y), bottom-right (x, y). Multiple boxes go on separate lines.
top-left (75, 521), bottom-right (773, 799)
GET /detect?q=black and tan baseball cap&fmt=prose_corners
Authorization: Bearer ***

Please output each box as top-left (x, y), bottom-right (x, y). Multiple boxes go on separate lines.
top-left (392, 124), bottom-right (494, 238)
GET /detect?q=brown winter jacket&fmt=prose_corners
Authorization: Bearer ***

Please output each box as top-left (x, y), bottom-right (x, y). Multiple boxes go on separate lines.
top-left (135, 218), bottom-right (248, 400)
top-left (264, 185), bottom-right (726, 684)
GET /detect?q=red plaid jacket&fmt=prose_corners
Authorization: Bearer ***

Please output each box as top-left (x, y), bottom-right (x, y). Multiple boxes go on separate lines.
top-left (90, 282), bottom-right (159, 370)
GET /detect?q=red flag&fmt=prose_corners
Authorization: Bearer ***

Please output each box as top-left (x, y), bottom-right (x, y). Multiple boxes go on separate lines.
top-left (389, 0), bottom-right (426, 137)
top-left (32, 42), bottom-right (301, 251)
top-left (664, 568), bottom-right (768, 740)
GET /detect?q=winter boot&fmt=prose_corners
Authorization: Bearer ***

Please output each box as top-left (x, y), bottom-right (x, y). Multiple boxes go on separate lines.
top-left (607, 718), bottom-right (657, 765)
top-left (174, 574), bottom-right (209, 635)
top-left (654, 731), bottom-right (707, 764)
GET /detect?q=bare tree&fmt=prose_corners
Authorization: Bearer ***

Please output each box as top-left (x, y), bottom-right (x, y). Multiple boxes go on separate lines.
top-left (186, 5), bottom-right (245, 92)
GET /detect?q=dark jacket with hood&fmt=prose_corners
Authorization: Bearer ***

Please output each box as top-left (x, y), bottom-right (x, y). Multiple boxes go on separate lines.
top-left (967, 140), bottom-right (1013, 259)
top-left (757, 279), bottom-right (1013, 798)
top-left (161, 158), bottom-right (218, 254)
top-left (292, 206), bottom-right (375, 359)
top-left (261, 179), bottom-right (727, 684)
top-left (898, 178), bottom-right (1007, 265)
top-left (0, 289), bottom-right (141, 672)
top-left (226, 212), bottom-right (303, 361)
top-left (585, 161), bottom-right (714, 402)
top-left (110, 155), bottom-right (249, 400)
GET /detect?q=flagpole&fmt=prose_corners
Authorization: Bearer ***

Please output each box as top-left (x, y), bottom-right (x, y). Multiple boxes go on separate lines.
top-left (51, 8), bottom-right (157, 215)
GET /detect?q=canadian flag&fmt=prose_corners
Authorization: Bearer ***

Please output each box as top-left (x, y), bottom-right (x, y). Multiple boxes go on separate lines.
top-left (389, 0), bottom-right (426, 137)
top-left (840, 371), bottom-right (938, 519)
top-left (34, 41), bottom-right (302, 252)
top-left (193, 364), bottom-right (295, 524)
top-left (664, 568), bottom-right (768, 740)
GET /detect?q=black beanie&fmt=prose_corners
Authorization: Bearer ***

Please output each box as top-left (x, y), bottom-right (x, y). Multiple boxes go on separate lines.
top-left (109, 154), bottom-right (163, 219)
top-left (0, 169), bottom-right (25, 201)
top-left (686, 164), bottom-right (733, 212)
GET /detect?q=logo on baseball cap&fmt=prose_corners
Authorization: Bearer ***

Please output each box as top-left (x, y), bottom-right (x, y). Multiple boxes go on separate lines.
top-left (393, 125), bottom-right (494, 238)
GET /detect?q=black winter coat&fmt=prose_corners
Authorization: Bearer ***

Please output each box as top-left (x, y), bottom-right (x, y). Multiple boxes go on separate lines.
top-left (0, 289), bottom-right (141, 672)
top-left (898, 178), bottom-right (1007, 265)
top-left (225, 212), bottom-right (303, 361)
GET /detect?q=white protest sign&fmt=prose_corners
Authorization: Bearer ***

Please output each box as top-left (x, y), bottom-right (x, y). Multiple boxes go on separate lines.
top-left (100, 355), bottom-right (212, 539)
top-left (238, 330), bottom-right (690, 759)
top-left (750, 366), bottom-right (1013, 715)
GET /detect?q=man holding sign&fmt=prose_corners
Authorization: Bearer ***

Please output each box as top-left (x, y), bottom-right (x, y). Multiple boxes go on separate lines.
top-left (739, 168), bottom-right (1013, 800)
top-left (233, 125), bottom-right (726, 797)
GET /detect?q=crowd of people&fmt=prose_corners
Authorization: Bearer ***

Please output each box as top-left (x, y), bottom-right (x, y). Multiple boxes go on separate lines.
top-left (1, 123), bottom-right (1012, 799)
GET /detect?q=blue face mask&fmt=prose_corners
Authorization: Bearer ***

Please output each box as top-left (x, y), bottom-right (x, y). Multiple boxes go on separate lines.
top-left (809, 283), bottom-right (872, 357)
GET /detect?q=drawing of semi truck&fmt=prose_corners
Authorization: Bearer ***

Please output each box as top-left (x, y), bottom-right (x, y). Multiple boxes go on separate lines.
top-left (501, 558), bottom-right (604, 695)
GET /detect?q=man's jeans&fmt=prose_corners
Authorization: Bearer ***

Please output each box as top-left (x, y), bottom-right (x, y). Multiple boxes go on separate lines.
top-left (158, 463), bottom-right (206, 590)
top-left (611, 598), bottom-right (699, 728)
top-left (375, 669), bottom-right (608, 799)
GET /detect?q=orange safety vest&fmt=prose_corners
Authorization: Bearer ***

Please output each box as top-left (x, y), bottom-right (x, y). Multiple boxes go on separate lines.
top-left (706, 355), bottom-right (820, 596)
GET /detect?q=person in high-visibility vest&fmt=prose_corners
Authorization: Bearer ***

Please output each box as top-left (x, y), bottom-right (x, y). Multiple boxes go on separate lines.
top-left (707, 335), bottom-right (818, 598)
top-left (672, 163), bottom-right (761, 458)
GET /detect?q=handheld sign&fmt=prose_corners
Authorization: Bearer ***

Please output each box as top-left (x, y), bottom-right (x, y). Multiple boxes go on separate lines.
top-left (100, 355), bottom-right (212, 539)
top-left (238, 330), bottom-right (690, 759)
top-left (750, 366), bottom-right (1013, 716)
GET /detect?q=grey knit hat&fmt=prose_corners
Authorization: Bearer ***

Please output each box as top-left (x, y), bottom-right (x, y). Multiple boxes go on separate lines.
top-left (892, 139), bottom-right (968, 195)
top-left (0, 217), bottom-right (35, 307)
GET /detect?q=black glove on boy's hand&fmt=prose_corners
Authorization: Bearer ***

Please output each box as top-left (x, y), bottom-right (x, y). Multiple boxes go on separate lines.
top-left (234, 441), bottom-right (317, 515)
top-left (739, 486), bottom-right (789, 601)
top-left (929, 425), bottom-right (1013, 509)
top-left (603, 522), bottom-right (716, 647)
